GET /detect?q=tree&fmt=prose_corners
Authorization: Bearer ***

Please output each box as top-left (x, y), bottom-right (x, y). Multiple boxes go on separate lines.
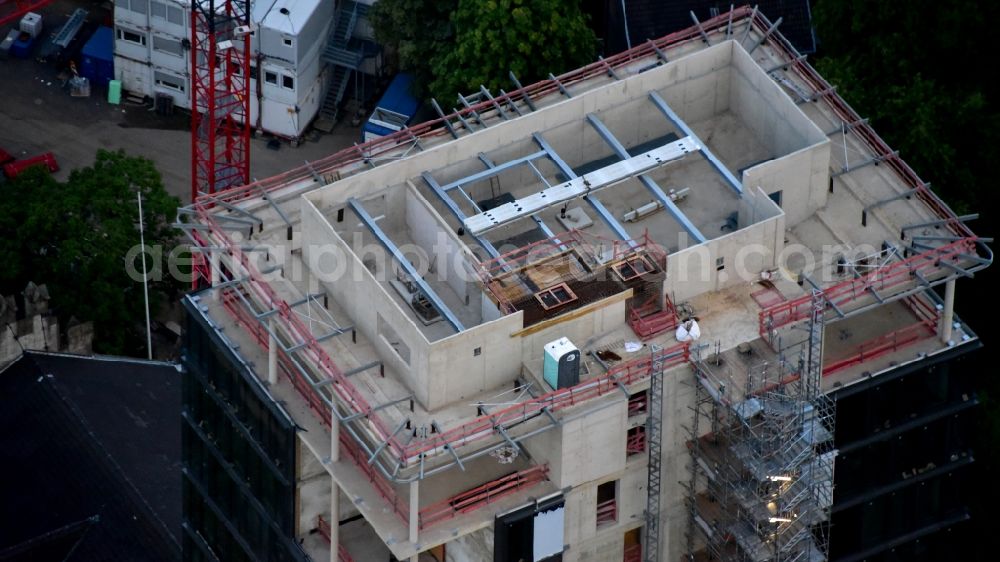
top-left (372, 0), bottom-right (597, 104)
top-left (812, 0), bottom-right (1000, 214)
top-left (429, 0), bottom-right (597, 102)
top-left (0, 149), bottom-right (182, 355)
top-left (812, 3), bottom-right (998, 557)
top-left (369, 0), bottom-right (458, 96)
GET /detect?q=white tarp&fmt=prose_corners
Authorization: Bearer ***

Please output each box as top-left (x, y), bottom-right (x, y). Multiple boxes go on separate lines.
top-left (532, 506), bottom-right (565, 561)
top-left (675, 319), bottom-right (701, 342)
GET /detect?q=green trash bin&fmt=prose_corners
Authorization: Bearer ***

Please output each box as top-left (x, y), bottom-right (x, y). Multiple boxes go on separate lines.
top-left (107, 80), bottom-right (122, 105)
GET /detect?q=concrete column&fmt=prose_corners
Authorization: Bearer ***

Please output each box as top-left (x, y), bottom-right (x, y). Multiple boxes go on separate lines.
top-left (941, 279), bottom-right (956, 344)
top-left (210, 250), bottom-right (221, 298)
top-left (409, 480), bottom-right (419, 562)
top-left (329, 413), bottom-right (340, 562)
top-left (267, 318), bottom-right (278, 385)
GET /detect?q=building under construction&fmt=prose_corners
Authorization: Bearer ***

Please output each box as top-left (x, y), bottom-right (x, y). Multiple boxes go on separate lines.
top-left (176, 6), bottom-right (991, 562)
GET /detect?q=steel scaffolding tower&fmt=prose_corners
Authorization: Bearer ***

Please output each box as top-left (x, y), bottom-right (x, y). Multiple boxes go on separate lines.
top-left (644, 344), bottom-right (665, 562)
top-left (190, 0), bottom-right (252, 202)
top-left (687, 290), bottom-right (835, 561)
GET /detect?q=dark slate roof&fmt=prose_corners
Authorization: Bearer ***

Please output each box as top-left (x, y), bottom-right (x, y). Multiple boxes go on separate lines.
top-left (0, 352), bottom-right (181, 561)
top-left (595, 1), bottom-right (816, 56)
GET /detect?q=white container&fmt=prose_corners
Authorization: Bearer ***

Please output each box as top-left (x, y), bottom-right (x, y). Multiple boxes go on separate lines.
top-left (20, 12), bottom-right (43, 39)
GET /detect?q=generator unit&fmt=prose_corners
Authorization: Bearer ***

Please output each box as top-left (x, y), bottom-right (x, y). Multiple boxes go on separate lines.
top-left (543, 338), bottom-right (580, 390)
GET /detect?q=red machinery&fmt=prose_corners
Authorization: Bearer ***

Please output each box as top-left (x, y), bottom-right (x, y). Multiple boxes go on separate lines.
top-left (3, 152), bottom-right (58, 179)
top-left (190, 0), bottom-right (252, 202)
top-left (0, 0), bottom-right (51, 26)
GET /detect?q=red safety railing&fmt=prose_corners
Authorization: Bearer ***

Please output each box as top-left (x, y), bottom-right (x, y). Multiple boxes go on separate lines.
top-left (0, 0), bottom-right (52, 26)
top-left (628, 295), bottom-right (680, 340)
top-left (626, 426), bottom-right (646, 456)
top-left (759, 238), bottom-right (976, 338)
top-left (823, 321), bottom-right (936, 376)
top-left (193, 8), bottom-right (752, 209)
top-left (596, 498), bottom-right (618, 526)
top-left (418, 465), bottom-right (550, 529)
top-left (747, 9), bottom-right (974, 241)
top-left (822, 292), bottom-right (940, 376)
top-left (401, 343), bottom-right (689, 460)
top-left (316, 515), bottom-right (357, 562)
top-left (187, 7), bottom-right (988, 536)
top-left (627, 391), bottom-right (648, 417)
top-left (750, 284), bottom-right (786, 309)
top-left (336, 423), bottom-right (411, 525)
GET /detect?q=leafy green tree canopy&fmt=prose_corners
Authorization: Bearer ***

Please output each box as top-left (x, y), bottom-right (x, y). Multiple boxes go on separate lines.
top-left (372, 0), bottom-right (597, 103)
top-left (813, 0), bottom-right (1000, 214)
top-left (0, 149), bottom-right (182, 355)
top-left (370, 0), bottom-right (458, 96)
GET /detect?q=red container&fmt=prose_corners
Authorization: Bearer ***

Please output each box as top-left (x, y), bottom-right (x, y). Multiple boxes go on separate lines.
top-left (3, 152), bottom-right (59, 179)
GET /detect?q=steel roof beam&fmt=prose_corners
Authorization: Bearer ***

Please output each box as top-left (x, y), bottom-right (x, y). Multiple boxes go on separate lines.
top-left (585, 113), bottom-right (707, 243)
top-left (648, 91), bottom-right (743, 194)
top-left (530, 132), bottom-right (632, 241)
top-left (349, 198), bottom-right (466, 332)
top-left (419, 172), bottom-right (500, 258)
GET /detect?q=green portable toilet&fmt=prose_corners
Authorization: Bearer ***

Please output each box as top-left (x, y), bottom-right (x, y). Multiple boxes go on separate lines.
top-left (107, 80), bottom-right (121, 105)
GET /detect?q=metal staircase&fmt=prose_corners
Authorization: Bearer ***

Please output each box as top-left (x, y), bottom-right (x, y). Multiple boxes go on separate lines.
top-left (316, 1), bottom-right (368, 131)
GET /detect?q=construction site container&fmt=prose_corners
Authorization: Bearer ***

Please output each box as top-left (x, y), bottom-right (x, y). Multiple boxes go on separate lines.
top-left (80, 26), bottom-right (113, 87)
top-left (362, 73), bottom-right (419, 142)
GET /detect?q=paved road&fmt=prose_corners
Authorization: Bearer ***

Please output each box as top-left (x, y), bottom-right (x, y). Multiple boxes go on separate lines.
top-left (0, 15), bottom-right (359, 202)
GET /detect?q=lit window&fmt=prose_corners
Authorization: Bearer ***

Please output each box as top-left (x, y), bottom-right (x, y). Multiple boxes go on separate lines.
top-left (154, 71), bottom-right (185, 92)
top-left (153, 35), bottom-right (183, 57)
top-left (150, 1), bottom-right (167, 19)
top-left (167, 5), bottom-right (184, 25)
top-left (264, 71), bottom-right (278, 85)
top-left (117, 27), bottom-right (146, 47)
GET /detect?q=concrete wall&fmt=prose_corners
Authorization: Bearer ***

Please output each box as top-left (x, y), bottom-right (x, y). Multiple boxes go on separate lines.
top-left (666, 207), bottom-right (785, 302)
top-left (660, 364), bottom-right (698, 562)
top-left (519, 294), bottom-right (629, 371)
top-left (404, 183), bottom-right (478, 303)
top-left (302, 197), bottom-right (526, 411)
top-left (306, 43), bottom-right (738, 216)
top-left (445, 525), bottom-right (494, 562)
top-left (302, 197), bottom-right (432, 402)
top-left (652, 42), bottom-right (734, 127)
top-left (743, 142), bottom-right (831, 227)
top-left (738, 185), bottom-right (784, 228)
top-left (729, 42), bottom-right (827, 159)
top-left (524, 397), bottom-right (627, 490)
top-left (424, 312), bottom-right (524, 410)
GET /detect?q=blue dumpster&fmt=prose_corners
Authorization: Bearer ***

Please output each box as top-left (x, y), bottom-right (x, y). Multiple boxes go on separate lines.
top-left (80, 26), bottom-right (113, 87)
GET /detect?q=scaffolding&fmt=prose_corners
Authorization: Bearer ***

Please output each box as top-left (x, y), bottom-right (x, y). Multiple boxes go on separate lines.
top-left (687, 290), bottom-right (835, 562)
top-left (644, 344), bottom-right (666, 562)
